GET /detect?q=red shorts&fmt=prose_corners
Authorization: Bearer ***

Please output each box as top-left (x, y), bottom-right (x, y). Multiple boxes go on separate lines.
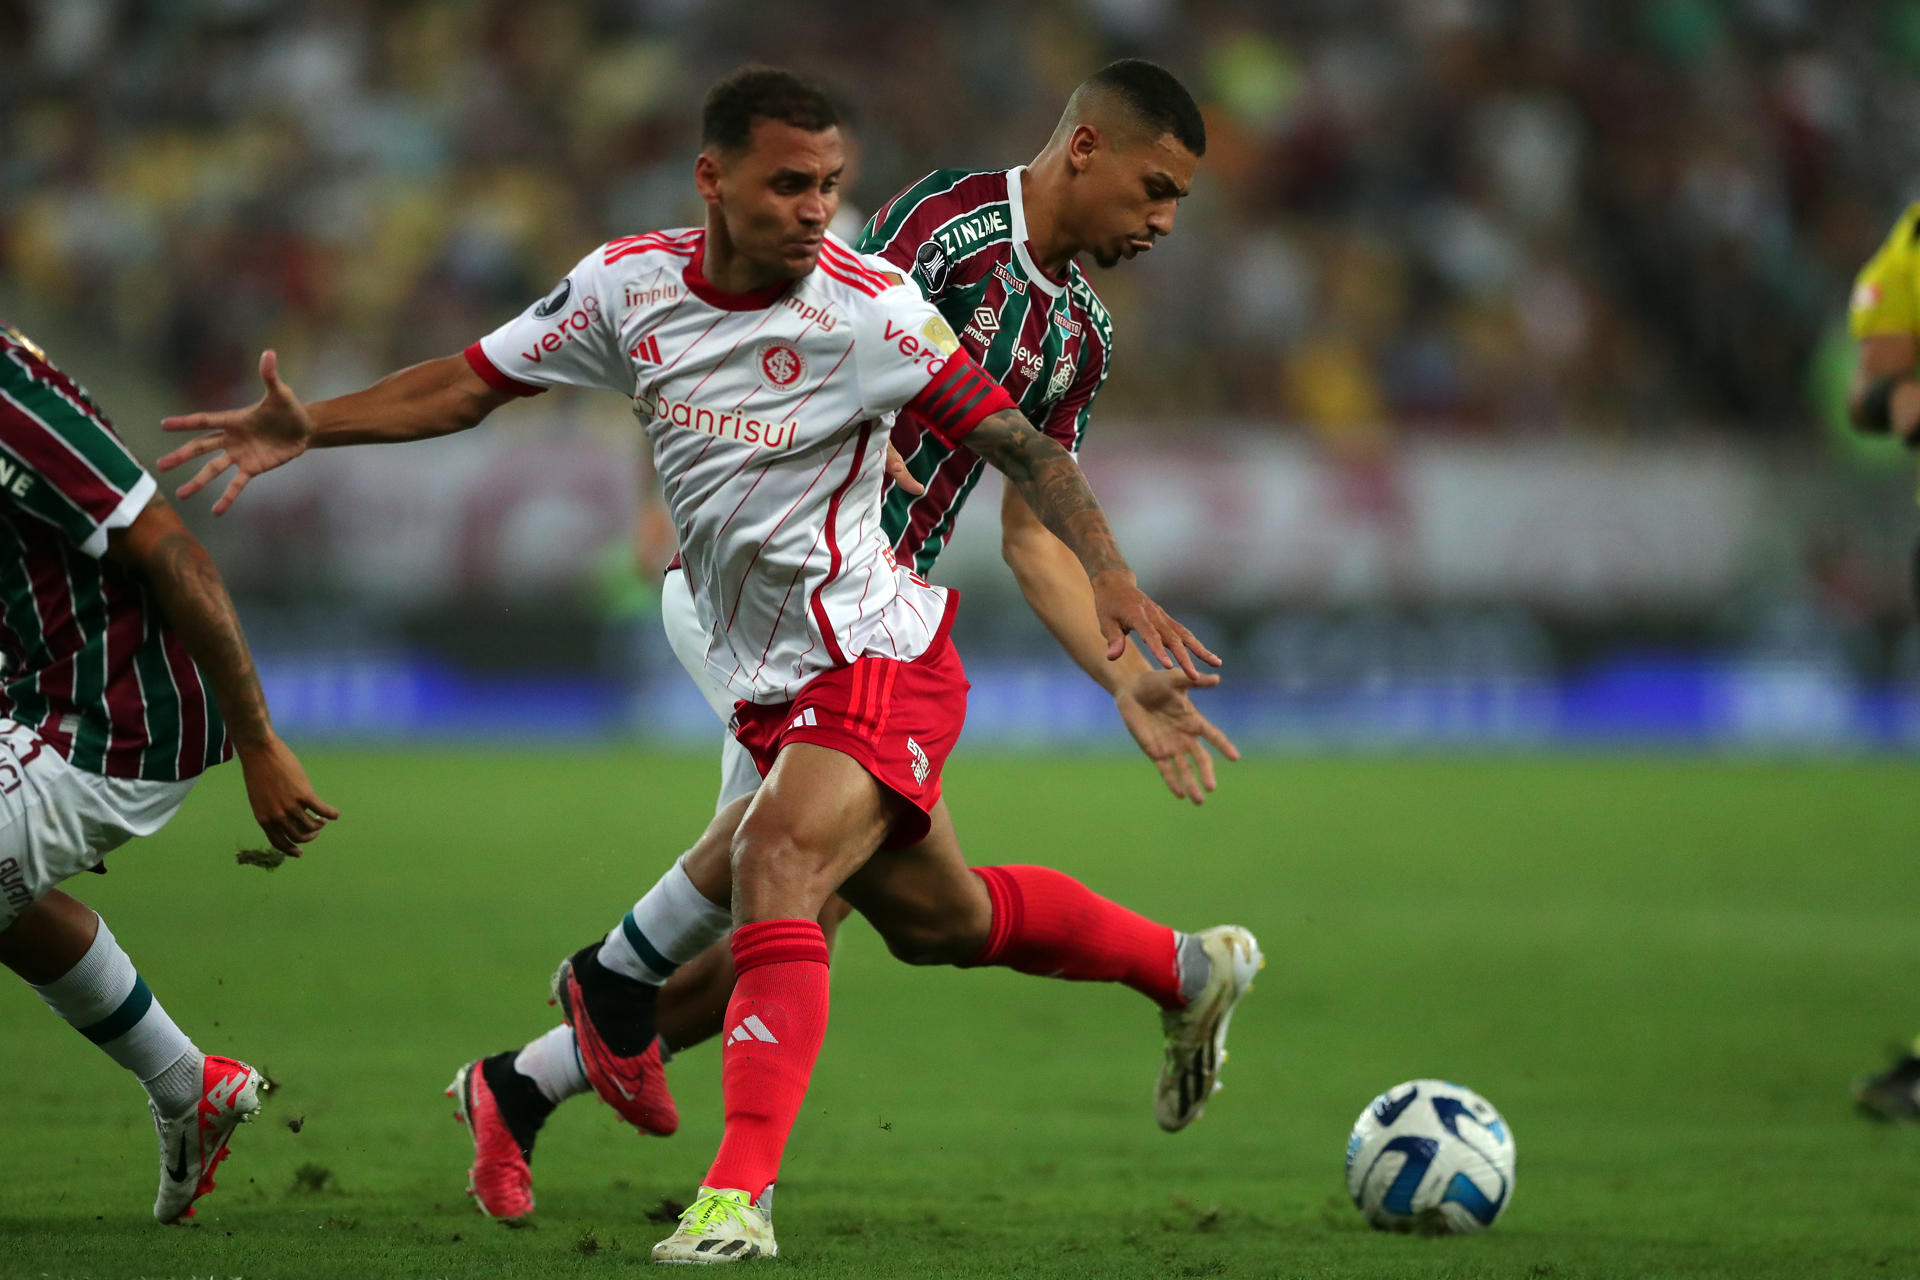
top-left (731, 627), bottom-right (969, 849)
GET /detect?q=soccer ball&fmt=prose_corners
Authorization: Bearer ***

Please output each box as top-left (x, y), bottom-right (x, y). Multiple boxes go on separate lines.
top-left (1345, 1079), bottom-right (1516, 1234)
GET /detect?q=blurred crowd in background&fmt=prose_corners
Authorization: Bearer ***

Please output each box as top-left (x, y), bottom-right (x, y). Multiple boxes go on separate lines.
top-left (4, 0), bottom-right (1918, 447)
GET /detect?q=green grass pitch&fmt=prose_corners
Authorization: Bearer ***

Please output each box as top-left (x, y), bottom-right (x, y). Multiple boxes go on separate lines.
top-left (5, 750), bottom-right (1920, 1278)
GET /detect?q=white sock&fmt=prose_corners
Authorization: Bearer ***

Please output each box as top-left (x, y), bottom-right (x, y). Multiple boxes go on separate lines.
top-left (31, 915), bottom-right (201, 1113)
top-left (514, 1024), bottom-right (591, 1106)
top-left (597, 854), bottom-right (731, 985)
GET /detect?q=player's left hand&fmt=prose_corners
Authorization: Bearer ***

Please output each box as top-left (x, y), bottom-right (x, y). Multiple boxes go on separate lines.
top-left (885, 442), bottom-right (924, 496)
top-left (1117, 669), bottom-right (1240, 804)
top-left (1090, 570), bottom-right (1220, 684)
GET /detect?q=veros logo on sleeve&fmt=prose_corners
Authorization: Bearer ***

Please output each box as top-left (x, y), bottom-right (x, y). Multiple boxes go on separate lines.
top-left (534, 277), bottom-right (574, 318)
top-left (913, 241), bottom-right (950, 295)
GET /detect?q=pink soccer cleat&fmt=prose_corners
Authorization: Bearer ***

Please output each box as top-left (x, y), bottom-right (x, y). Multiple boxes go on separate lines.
top-left (550, 944), bottom-right (678, 1136)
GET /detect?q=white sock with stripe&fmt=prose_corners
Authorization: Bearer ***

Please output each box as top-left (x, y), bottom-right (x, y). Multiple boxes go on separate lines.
top-left (30, 915), bottom-right (202, 1115)
top-left (596, 854), bottom-right (732, 986)
top-left (514, 1024), bottom-right (591, 1106)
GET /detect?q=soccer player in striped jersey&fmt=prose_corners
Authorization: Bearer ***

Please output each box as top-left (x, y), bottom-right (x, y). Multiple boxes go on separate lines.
top-left (158, 67), bottom-right (1223, 1260)
top-left (424, 61), bottom-right (1264, 1230)
top-left (0, 325), bottom-right (337, 1222)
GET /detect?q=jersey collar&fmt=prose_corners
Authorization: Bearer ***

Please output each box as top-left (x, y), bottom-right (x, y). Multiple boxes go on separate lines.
top-left (683, 234), bottom-right (797, 311)
top-left (1005, 166), bottom-right (1066, 299)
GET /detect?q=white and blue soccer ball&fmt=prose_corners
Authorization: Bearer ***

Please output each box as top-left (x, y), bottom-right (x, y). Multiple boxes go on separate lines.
top-left (1345, 1079), bottom-right (1516, 1234)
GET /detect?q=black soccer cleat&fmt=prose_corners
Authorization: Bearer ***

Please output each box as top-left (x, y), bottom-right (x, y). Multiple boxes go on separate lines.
top-left (1852, 1043), bottom-right (1920, 1121)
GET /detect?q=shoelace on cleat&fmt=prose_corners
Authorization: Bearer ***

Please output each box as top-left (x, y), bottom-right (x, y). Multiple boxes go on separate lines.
top-left (679, 1190), bottom-right (755, 1235)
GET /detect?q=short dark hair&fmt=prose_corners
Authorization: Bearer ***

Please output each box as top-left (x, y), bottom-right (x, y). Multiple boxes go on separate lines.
top-left (701, 66), bottom-right (839, 155)
top-left (1083, 59), bottom-right (1206, 157)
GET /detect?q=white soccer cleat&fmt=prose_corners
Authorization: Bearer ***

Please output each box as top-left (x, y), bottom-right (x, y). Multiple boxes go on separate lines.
top-left (152, 1055), bottom-right (266, 1223)
top-left (651, 1186), bottom-right (777, 1264)
top-left (1156, 925), bottom-right (1263, 1132)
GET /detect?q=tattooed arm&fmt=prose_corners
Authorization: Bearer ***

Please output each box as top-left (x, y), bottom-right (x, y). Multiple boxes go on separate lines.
top-left (107, 496), bottom-right (338, 855)
top-left (966, 409), bottom-right (1218, 681)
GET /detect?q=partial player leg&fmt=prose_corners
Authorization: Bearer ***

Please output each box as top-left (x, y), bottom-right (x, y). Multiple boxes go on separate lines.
top-left (835, 801), bottom-right (1264, 1131)
top-left (448, 798), bottom-right (750, 1220)
top-left (652, 743), bottom-right (901, 1264)
top-left (2, 891), bottom-right (263, 1222)
top-left (655, 895), bottom-right (855, 1056)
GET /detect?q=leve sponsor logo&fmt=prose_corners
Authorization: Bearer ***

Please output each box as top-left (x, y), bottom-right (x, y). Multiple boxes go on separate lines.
top-left (520, 295), bottom-right (603, 365)
top-left (638, 394), bottom-right (799, 450)
top-left (0, 456), bottom-right (36, 499)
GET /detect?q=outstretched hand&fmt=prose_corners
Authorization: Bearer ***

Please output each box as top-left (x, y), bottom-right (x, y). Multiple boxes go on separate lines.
top-left (1117, 668), bottom-right (1240, 805)
top-left (158, 350), bottom-right (314, 514)
top-left (1091, 570), bottom-right (1220, 684)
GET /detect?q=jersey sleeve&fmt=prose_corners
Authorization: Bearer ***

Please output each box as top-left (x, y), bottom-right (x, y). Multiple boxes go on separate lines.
top-left (0, 337), bottom-right (154, 558)
top-left (854, 283), bottom-right (1017, 447)
top-left (856, 170), bottom-right (974, 296)
top-left (1850, 204), bottom-right (1920, 339)
top-left (465, 245), bottom-right (629, 396)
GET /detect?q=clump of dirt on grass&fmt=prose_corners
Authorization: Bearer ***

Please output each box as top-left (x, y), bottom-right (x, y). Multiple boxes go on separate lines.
top-left (290, 1163), bottom-right (334, 1194)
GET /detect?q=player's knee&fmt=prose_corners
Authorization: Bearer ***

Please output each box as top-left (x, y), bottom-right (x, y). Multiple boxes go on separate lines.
top-left (729, 821), bottom-right (835, 919)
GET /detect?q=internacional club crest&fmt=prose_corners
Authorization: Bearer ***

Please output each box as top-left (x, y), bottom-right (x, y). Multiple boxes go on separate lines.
top-left (758, 339), bottom-right (807, 390)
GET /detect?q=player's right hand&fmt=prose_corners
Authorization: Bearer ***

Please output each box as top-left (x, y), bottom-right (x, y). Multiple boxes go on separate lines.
top-left (159, 350), bottom-right (315, 515)
top-left (236, 731), bottom-right (339, 858)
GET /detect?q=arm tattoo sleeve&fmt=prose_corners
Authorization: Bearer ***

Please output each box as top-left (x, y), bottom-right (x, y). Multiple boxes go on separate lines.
top-left (967, 409), bottom-right (1128, 579)
top-left (143, 531), bottom-right (273, 747)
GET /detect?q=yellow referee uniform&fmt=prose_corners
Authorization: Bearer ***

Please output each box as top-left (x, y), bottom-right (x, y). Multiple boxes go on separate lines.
top-left (1850, 202), bottom-right (1920, 500)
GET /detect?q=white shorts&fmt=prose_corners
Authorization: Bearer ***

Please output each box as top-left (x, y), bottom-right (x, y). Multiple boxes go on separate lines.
top-left (0, 719), bottom-right (197, 932)
top-left (661, 568), bottom-right (762, 813)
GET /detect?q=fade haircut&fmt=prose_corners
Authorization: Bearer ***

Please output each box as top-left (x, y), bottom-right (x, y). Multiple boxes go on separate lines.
top-left (701, 66), bottom-right (839, 156)
top-left (1069, 59), bottom-right (1206, 157)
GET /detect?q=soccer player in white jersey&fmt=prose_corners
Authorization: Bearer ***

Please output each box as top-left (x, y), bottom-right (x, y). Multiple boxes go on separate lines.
top-left (160, 67), bottom-right (1224, 1261)
top-left (433, 61), bottom-right (1263, 1230)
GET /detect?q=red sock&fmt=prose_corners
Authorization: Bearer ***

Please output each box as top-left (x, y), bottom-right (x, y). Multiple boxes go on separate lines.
top-left (702, 920), bottom-right (831, 1202)
top-left (966, 865), bottom-right (1182, 1008)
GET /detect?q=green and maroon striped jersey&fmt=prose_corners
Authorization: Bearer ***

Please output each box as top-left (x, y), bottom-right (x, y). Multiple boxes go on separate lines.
top-left (0, 326), bottom-right (229, 780)
top-left (858, 167), bottom-right (1114, 573)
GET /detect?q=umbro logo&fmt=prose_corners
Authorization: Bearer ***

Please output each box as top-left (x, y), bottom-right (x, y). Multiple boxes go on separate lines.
top-left (630, 333), bottom-right (663, 363)
top-left (728, 1015), bottom-right (780, 1044)
top-left (971, 307), bottom-right (999, 334)
top-left (790, 707), bottom-right (818, 731)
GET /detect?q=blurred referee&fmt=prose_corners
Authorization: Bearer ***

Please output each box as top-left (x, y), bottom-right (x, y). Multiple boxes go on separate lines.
top-left (1846, 200), bottom-right (1920, 1120)
top-left (1847, 201), bottom-right (1920, 614)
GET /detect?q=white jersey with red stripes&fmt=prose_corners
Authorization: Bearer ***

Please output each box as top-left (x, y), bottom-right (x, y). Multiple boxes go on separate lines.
top-left (467, 228), bottom-right (1014, 705)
